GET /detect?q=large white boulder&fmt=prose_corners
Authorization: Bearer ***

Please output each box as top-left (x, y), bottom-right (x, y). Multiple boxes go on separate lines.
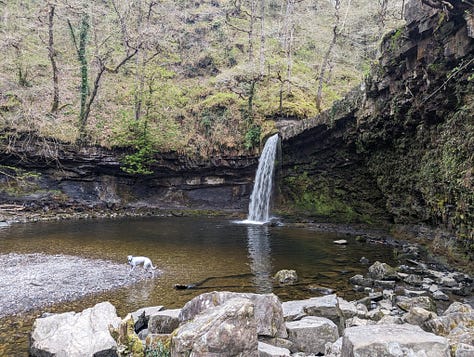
top-left (178, 291), bottom-right (287, 338)
top-left (171, 297), bottom-right (258, 357)
top-left (30, 301), bottom-right (121, 357)
top-left (342, 324), bottom-right (450, 357)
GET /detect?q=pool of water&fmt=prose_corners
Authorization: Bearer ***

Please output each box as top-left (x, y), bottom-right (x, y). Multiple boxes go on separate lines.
top-left (0, 215), bottom-right (395, 355)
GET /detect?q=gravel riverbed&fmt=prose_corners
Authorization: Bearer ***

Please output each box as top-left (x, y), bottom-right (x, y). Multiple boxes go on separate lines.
top-left (0, 253), bottom-right (149, 318)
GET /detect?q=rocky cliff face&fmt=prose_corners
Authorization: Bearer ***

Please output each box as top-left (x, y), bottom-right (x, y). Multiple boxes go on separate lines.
top-left (280, 0), bottom-right (473, 250)
top-left (0, 130), bottom-right (257, 212)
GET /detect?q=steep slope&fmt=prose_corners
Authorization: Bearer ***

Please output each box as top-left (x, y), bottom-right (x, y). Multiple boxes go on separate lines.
top-left (281, 0), bottom-right (473, 255)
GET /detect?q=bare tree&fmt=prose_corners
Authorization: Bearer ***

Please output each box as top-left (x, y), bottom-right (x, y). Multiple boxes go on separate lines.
top-left (67, 3), bottom-right (139, 142)
top-left (316, 0), bottom-right (352, 112)
top-left (47, 3), bottom-right (59, 114)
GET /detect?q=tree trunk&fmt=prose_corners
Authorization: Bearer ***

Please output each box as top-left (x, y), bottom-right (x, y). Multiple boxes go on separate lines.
top-left (48, 5), bottom-right (59, 114)
top-left (316, 1), bottom-right (340, 112)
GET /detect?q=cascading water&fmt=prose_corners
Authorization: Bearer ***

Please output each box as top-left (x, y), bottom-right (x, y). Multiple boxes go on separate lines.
top-left (246, 133), bottom-right (279, 223)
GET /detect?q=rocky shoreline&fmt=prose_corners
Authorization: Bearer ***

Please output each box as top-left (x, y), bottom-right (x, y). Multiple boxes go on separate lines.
top-left (29, 268), bottom-right (474, 356)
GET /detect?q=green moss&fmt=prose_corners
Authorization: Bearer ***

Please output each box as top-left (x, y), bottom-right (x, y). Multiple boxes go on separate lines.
top-left (282, 172), bottom-right (370, 223)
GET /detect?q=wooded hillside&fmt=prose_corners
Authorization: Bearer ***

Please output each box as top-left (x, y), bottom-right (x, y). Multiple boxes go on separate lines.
top-left (0, 0), bottom-right (404, 167)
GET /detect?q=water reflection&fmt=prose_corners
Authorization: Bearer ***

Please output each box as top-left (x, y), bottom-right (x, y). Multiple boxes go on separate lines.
top-left (246, 225), bottom-right (273, 293)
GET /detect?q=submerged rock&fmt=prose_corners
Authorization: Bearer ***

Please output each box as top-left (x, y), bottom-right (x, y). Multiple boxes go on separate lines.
top-left (273, 269), bottom-right (298, 285)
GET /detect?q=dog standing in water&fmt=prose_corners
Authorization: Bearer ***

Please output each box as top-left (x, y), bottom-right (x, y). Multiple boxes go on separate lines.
top-left (127, 255), bottom-right (157, 277)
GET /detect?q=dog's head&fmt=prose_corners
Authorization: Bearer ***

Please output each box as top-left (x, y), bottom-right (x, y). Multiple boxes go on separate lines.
top-left (127, 255), bottom-right (133, 263)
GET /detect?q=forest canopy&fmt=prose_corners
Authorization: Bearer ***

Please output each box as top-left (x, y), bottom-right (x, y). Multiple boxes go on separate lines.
top-left (0, 0), bottom-right (404, 158)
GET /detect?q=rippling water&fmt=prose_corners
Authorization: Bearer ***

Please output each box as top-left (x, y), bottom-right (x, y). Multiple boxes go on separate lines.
top-left (0, 215), bottom-right (395, 355)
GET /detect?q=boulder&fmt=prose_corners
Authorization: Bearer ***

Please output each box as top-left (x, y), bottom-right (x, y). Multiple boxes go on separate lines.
top-left (258, 341), bottom-right (291, 357)
top-left (178, 291), bottom-right (287, 338)
top-left (282, 294), bottom-right (344, 333)
top-left (273, 269), bottom-right (298, 285)
top-left (148, 309), bottom-right (181, 334)
top-left (171, 297), bottom-right (258, 357)
top-left (30, 301), bottom-right (121, 357)
top-left (402, 306), bottom-right (437, 329)
top-left (286, 316), bottom-right (339, 355)
top-left (425, 302), bottom-right (474, 346)
top-left (337, 298), bottom-right (358, 319)
top-left (342, 324), bottom-right (450, 356)
top-left (367, 261), bottom-right (397, 280)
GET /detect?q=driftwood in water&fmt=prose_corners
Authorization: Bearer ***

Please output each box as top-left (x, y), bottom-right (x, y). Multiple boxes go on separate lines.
top-left (174, 273), bottom-right (254, 290)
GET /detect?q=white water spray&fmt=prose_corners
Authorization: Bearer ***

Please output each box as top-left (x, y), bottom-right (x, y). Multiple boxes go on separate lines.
top-left (247, 133), bottom-right (279, 223)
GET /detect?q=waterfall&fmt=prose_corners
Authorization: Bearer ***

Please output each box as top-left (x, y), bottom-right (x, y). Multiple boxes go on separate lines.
top-left (247, 133), bottom-right (279, 223)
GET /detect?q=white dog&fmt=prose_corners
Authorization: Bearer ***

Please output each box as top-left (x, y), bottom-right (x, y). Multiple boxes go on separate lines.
top-left (127, 255), bottom-right (157, 277)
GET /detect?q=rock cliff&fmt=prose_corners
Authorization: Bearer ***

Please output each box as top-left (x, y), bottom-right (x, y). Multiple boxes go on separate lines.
top-left (280, 0), bottom-right (473, 251)
top-left (0, 130), bottom-right (257, 212)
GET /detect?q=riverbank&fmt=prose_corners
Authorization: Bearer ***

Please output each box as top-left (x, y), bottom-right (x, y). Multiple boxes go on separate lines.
top-left (0, 253), bottom-right (154, 319)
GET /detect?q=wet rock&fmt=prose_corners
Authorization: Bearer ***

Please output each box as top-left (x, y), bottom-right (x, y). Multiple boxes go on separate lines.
top-left (30, 301), bottom-right (121, 357)
top-left (258, 341), bottom-right (291, 357)
top-left (360, 256), bottom-right (369, 264)
top-left (148, 309), bottom-right (181, 334)
top-left (273, 269), bottom-right (298, 285)
top-left (178, 291), bottom-right (287, 338)
top-left (286, 316), bottom-right (339, 355)
top-left (342, 324), bottom-right (450, 357)
top-left (307, 285), bottom-right (334, 295)
top-left (172, 297), bottom-right (258, 356)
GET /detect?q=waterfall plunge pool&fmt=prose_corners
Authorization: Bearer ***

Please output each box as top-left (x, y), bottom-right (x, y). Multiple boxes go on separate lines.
top-left (0, 215), bottom-right (396, 355)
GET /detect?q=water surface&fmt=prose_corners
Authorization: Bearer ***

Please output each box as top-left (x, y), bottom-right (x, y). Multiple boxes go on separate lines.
top-left (0, 215), bottom-right (395, 355)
